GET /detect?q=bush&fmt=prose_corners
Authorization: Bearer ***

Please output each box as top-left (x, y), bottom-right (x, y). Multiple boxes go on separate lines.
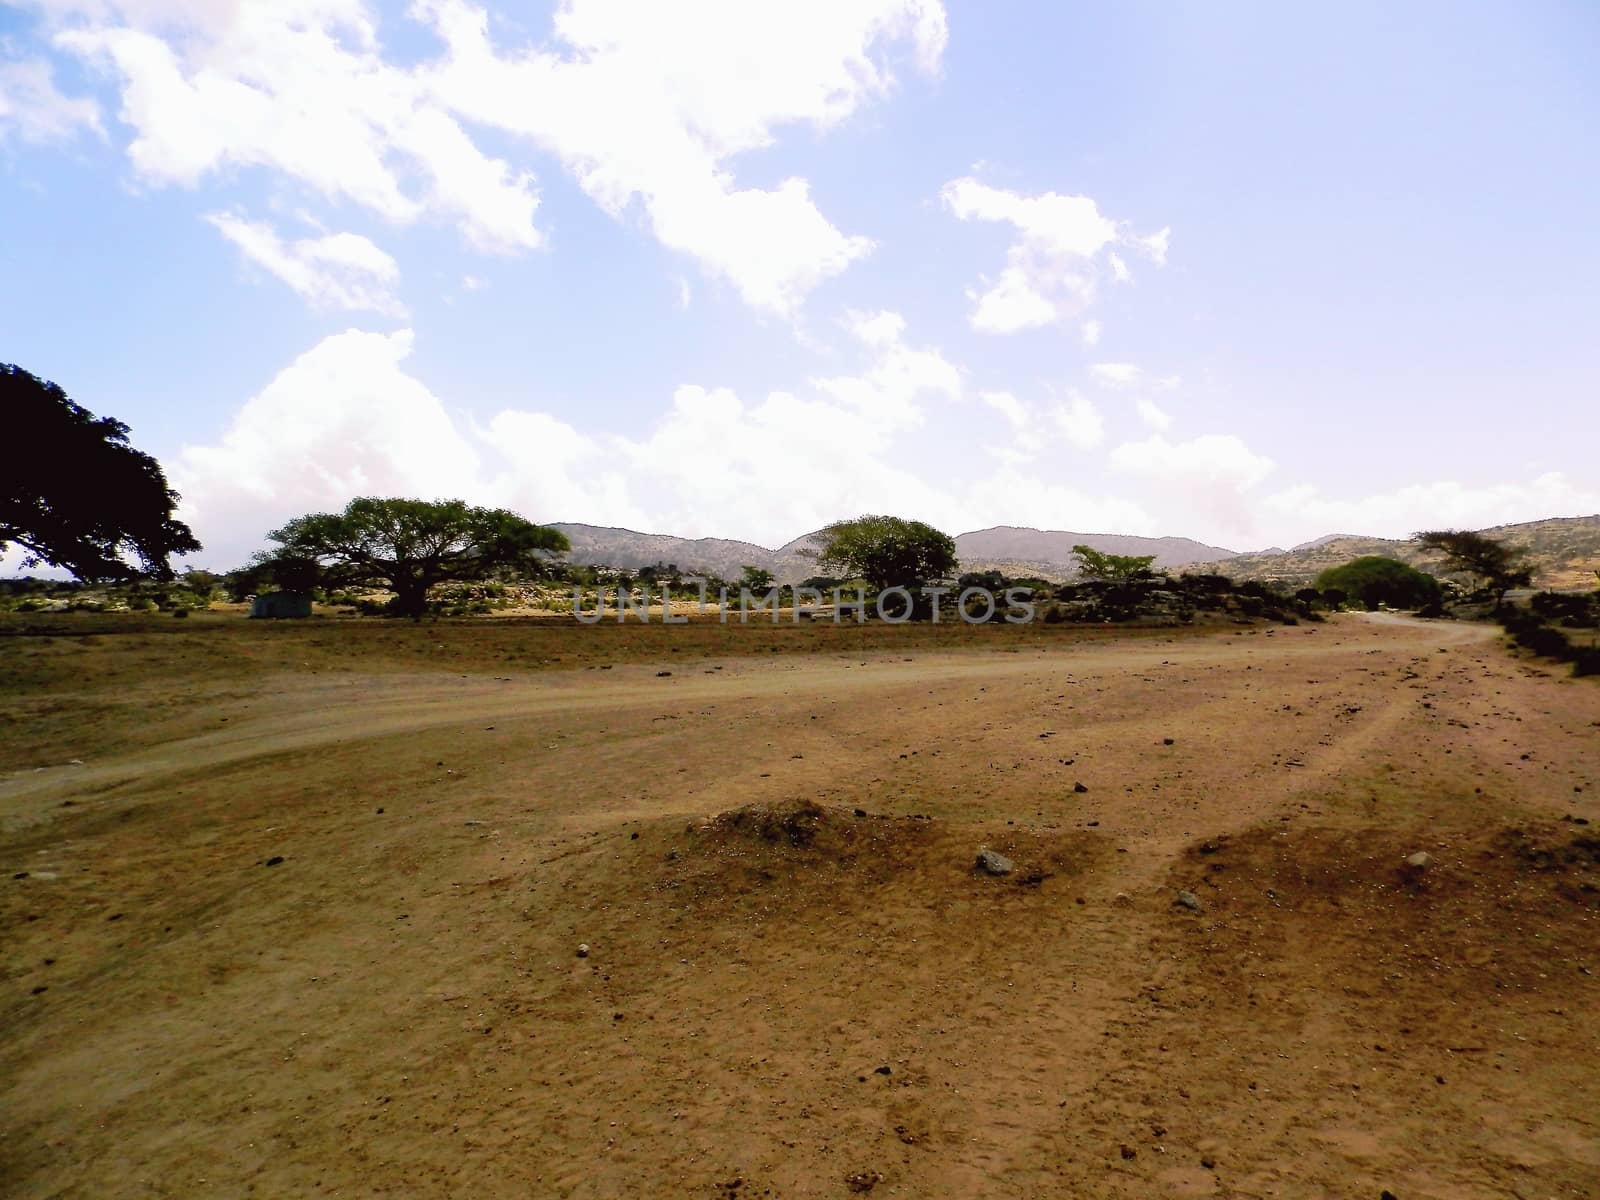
top-left (1572, 648), bottom-right (1600, 677)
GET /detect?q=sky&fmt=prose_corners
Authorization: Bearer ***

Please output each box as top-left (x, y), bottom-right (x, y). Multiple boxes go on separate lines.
top-left (2, 0), bottom-right (1598, 571)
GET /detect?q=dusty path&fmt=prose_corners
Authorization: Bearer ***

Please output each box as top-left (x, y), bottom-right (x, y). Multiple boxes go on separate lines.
top-left (2, 614), bottom-right (1597, 1198)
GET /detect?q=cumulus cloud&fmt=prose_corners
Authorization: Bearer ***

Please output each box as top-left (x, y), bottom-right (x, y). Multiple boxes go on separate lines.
top-left (412, 0), bottom-right (946, 314)
top-left (0, 55), bottom-right (102, 142)
top-left (1262, 474), bottom-right (1600, 544)
top-left (1089, 362), bottom-right (1179, 391)
top-left (1133, 397), bottom-right (1172, 432)
top-left (1109, 432), bottom-right (1275, 539)
top-left (39, 0), bottom-right (944, 314)
top-left (173, 328), bottom-right (487, 563)
top-left (942, 175), bottom-right (1170, 333)
top-left (51, 3), bottom-right (542, 253)
top-left (1050, 392), bottom-right (1105, 451)
top-left (206, 212), bottom-right (405, 315)
top-left (173, 315), bottom-right (966, 563)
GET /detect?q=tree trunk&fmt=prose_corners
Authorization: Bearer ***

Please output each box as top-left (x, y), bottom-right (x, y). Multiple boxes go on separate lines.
top-left (393, 579), bottom-right (430, 619)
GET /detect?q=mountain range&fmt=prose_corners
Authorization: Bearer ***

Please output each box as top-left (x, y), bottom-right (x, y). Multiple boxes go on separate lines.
top-left (550, 522), bottom-right (1238, 583)
top-left (550, 515), bottom-right (1600, 589)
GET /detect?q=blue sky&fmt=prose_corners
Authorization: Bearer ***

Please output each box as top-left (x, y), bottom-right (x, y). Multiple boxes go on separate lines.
top-left (3, 0), bottom-right (1597, 570)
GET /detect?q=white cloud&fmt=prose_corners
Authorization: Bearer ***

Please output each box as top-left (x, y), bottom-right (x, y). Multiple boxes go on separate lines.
top-left (174, 315), bottom-right (967, 562)
top-left (1089, 361), bottom-right (1179, 391)
top-left (943, 176), bottom-right (1167, 333)
top-left (1049, 392), bottom-right (1105, 450)
top-left (49, 2), bottom-right (542, 251)
top-left (0, 55), bottom-right (102, 143)
top-left (1263, 473), bottom-right (1600, 544)
top-left (206, 212), bottom-right (405, 315)
top-left (1134, 396), bottom-right (1172, 431)
top-left (1089, 362), bottom-right (1140, 388)
top-left (411, 0), bottom-right (946, 314)
top-left (978, 389), bottom-right (1028, 431)
top-left (1110, 432), bottom-right (1275, 539)
top-left (173, 328), bottom-right (487, 564)
top-left (43, 0), bottom-right (943, 314)
top-left (1081, 318), bottom-right (1102, 347)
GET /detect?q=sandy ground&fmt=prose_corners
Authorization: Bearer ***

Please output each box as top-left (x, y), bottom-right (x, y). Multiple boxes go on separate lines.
top-left (2, 613), bottom-right (1597, 1198)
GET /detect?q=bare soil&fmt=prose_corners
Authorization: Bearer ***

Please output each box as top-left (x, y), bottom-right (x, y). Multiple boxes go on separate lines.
top-left (2, 612), bottom-right (1597, 1198)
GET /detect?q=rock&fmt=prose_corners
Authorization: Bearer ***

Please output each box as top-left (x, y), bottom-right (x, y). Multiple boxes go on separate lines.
top-left (1120, 1143), bottom-right (1137, 1160)
top-left (1404, 851), bottom-right (1435, 869)
top-left (1073, 782), bottom-right (1089, 794)
top-left (845, 1170), bottom-right (882, 1193)
top-left (1174, 890), bottom-right (1202, 912)
top-left (975, 847), bottom-right (1015, 876)
top-left (576, 943), bottom-right (590, 958)
top-left (264, 856), bottom-right (284, 867)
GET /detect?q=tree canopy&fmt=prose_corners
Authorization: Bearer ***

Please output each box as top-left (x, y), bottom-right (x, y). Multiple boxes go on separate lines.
top-left (1, 363), bottom-right (201, 580)
top-left (1414, 529), bottom-right (1531, 603)
top-left (806, 515), bottom-right (957, 591)
top-left (261, 497), bottom-right (569, 616)
top-left (1314, 556), bottom-right (1440, 611)
top-left (1071, 544), bottom-right (1156, 582)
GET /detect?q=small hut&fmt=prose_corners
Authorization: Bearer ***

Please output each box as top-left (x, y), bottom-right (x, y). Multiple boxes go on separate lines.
top-left (250, 591), bottom-right (313, 619)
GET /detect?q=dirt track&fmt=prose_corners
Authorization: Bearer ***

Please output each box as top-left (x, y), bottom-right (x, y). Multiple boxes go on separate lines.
top-left (3, 614), bottom-right (1597, 1197)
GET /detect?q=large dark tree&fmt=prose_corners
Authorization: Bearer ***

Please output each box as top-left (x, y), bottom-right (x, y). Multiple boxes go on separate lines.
top-left (1414, 529), bottom-right (1531, 606)
top-left (261, 497), bottom-right (569, 616)
top-left (807, 515), bottom-right (957, 591)
top-left (1, 364), bottom-right (201, 580)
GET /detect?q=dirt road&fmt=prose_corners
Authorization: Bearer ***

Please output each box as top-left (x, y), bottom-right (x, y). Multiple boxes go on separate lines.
top-left (3, 614), bottom-right (1597, 1197)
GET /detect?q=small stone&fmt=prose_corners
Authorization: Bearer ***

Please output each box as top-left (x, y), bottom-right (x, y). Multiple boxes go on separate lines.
top-left (1073, 782), bottom-right (1089, 794)
top-left (1120, 1143), bottom-right (1137, 1160)
top-left (1163, 738), bottom-right (1175, 746)
top-left (845, 1171), bottom-right (882, 1193)
top-left (264, 856), bottom-right (284, 867)
top-left (1404, 851), bottom-right (1435, 869)
top-left (975, 847), bottom-right (1015, 876)
top-left (874, 1064), bottom-right (892, 1075)
top-left (656, 670), bottom-right (672, 677)
top-left (1174, 890), bottom-right (1202, 912)
top-left (576, 943), bottom-right (590, 958)
top-left (1201, 1157), bottom-right (1216, 1169)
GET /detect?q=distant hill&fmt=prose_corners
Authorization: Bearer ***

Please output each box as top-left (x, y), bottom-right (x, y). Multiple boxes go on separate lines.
top-left (1175, 515), bottom-right (1600, 590)
top-left (549, 524), bottom-right (816, 581)
top-left (954, 527), bottom-right (1237, 575)
top-left (552, 522), bottom-right (1240, 583)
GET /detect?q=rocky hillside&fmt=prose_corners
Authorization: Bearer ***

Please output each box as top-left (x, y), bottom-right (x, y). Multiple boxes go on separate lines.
top-left (549, 524), bottom-right (816, 581)
top-left (1175, 515), bottom-right (1600, 590)
top-left (553, 522), bottom-right (1239, 583)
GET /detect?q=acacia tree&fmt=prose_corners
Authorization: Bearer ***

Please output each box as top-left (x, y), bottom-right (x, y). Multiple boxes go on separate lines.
top-left (1315, 556), bottom-right (1440, 611)
top-left (260, 498), bottom-right (569, 616)
top-left (1414, 529), bottom-right (1531, 606)
top-left (806, 515), bottom-right (957, 592)
top-left (1, 364), bottom-right (201, 579)
top-left (1071, 544), bottom-right (1156, 582)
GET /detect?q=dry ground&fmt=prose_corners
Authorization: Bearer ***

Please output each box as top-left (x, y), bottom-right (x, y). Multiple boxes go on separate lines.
top-left (2, 612), bottom-right (1597, 1199)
